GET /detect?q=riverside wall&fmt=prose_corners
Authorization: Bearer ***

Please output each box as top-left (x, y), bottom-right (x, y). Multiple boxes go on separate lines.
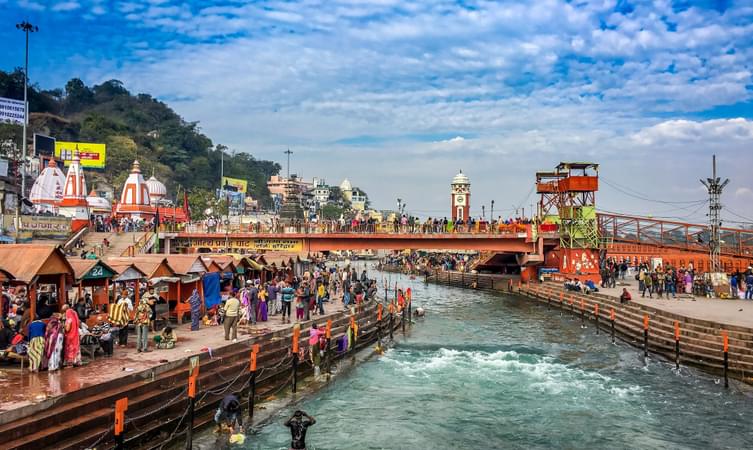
top-left (0, 302), bottom-right (403, 450)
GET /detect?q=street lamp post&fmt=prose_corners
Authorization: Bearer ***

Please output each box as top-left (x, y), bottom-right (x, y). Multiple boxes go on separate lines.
top-left (490, 200), bottom-right (495, 222)
top-left (15, 21), bottom-right (38, 239)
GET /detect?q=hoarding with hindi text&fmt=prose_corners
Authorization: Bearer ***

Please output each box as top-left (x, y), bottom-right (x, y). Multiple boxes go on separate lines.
top-left (55, 141), bottom-right (107, 169)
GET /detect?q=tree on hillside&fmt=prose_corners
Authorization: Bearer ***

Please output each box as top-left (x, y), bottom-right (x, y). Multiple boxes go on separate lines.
top-left (64, 78), bottom-right (94, 113)
top-left (0, 70), bottom-right (282, 206)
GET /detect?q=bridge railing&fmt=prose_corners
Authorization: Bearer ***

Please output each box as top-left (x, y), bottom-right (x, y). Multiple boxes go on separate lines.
top-left (181, 221), bottom-right (533, 236)
top-left (597, 213), bottom-right (753, 258)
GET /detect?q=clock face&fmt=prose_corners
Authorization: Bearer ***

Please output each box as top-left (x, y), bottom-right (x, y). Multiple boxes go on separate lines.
top-left (455, 195), bottom-right (464, 204)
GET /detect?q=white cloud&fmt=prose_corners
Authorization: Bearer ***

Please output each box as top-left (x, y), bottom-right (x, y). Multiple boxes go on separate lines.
top-left (54, 0), bottom-right (753, 216)
top-left (16, 0), bottom-right (44, 11)
top-left (735, 187), bottom-right (753, 199)
top-left (52, 1), bottom-right (79, 12)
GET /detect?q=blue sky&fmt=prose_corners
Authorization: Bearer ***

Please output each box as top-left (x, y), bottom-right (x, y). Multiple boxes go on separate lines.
top-left (2, 0), bottom-right (752, 223)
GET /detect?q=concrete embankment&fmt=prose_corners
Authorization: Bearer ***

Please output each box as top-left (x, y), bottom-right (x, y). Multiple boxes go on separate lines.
top-left (425, 269), bottom-right (753, 385)
top-left (0, 303), bottom-right (401, 450)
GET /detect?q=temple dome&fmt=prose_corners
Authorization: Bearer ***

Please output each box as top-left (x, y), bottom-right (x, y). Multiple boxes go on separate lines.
top-left (86, 190), bottom-right (112, 213)
top-left (452, 170), bottom-right (470, 185)
top-left (116, 160), bottom-right (155, 217)
top-left (29, 159), bottom-right (65, 211)
top-left (146, 175), bottom-right (167, 205)
top-left (340, 178), bottom-right (352, 192)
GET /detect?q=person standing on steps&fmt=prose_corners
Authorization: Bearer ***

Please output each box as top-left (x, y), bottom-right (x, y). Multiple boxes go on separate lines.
top-left (135, 296), bottom-right (152, 352)
top-left (285, 410), bottom-right (316, 450)
top-left (112, 290), bottom-right (132, 347)
top-left (224, 294), bottom-right (240, 341)
top-left (281, 282), bottom-right (294, 324)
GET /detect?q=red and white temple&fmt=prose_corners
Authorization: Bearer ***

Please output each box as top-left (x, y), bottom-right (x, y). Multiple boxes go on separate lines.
top-left (58, 153), bottom-right (90, 231)
top-left (116, 160), bottom-right (155, 219)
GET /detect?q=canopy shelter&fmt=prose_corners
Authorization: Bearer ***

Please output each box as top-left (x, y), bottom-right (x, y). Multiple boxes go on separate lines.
top-left (201, 257), bottom-right (224, 273)
top-left (106, 256), bottom-right (177, 313)
top-left (0, 245), bottom-right (75, 321)
top-left (67, 258), bottom-right (118, 314)
top-left (162, 255), bottom-right (209, 323)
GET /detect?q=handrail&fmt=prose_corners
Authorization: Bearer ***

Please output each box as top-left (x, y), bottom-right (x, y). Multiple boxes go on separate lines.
top-left (120, 231), bottom-right (154, 257)
top-left (63, 226), bottom-right (88, 252)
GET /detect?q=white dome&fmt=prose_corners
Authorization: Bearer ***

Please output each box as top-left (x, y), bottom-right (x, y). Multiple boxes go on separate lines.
top-left (340, 178), bottom-right (352, 191)
top-left (30, 160), bottom-right (65, 208)
top-left (146, 175), bottom-right (167, 204)
top-left (87, 190), bottom-right (112, 212)
top-left (452, 170), bottom-right (470, 185)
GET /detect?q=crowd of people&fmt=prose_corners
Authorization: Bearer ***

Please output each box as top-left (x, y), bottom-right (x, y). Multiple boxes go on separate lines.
top-left (202, 265), bottom-right (380, 342)
top-left (563, 258), bottom-right (753, 302)
top-left (194, 215), bottom-right (535, 235)
top-left (379, 251), bottom-right (479, 275)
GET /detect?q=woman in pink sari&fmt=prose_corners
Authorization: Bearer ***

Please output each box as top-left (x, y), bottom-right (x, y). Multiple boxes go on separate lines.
top-left (43, 315), bottom-right (64, 371)
top-left (62, 305), bottom-right (81, 367)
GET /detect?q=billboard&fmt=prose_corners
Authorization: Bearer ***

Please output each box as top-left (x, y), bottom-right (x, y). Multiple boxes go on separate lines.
top-left (34, 134), bottom-right (56, 156)
top-left (221, 176), bottom-right (248, 193)
top-left (55, 141), bottom-right (107, 169)
top-left (0, 96), bottom-right (26, 125)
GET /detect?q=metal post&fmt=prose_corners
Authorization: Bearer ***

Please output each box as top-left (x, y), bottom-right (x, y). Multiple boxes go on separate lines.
top-left (389, 310), bottom-right (394, 341)
top-left (186, 396), bottom-right (195, 449)
top-left (722, 331), bottom-right (729, 389)
top-left (248, 344), bottom-right (259, 422)
top-left (594, 304), bottom-right (599, 335)
top-left (114, 397), bottom-right (127, 450)
top-left (292, 353), bottom-right (299, 393)
top-left (291, 327), bottom-right (299, 393)
top-left (401, 305), bottom-right (406, 333)
top-left (674, 321), bottom-right (681, 370)
top-left (643, 315), bottom-right (649, 361)
top-left (580, 300), bottom-right (585, 326)
top-left (610, 308), bottom-right (615, 344)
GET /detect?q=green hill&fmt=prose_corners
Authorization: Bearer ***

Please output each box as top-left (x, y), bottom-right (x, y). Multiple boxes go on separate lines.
top-left (0, 69), bottom-right (281, 214)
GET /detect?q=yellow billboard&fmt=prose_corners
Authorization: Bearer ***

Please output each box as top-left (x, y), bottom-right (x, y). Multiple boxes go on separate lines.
top-left (55, 141), bottom-right (106, 169)
top-left (221, 176), bottom-right (247, 193)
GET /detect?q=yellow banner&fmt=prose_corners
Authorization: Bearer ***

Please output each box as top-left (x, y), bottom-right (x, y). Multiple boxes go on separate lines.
top-left (221, 176), bottom-right (248, 193)
top-left (182, 238), bottom-right (302, 251)
top-left (55, 141), bottom-right (107, 169)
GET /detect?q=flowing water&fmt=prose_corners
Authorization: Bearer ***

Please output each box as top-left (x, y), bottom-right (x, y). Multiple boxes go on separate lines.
top-left (202, 273), bottom-right (753, 449)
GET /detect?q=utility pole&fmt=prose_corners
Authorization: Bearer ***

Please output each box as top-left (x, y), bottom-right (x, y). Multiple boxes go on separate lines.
top-left (284, 148), bottom-right (293, 179)
top-left (700, 155), bottom-right (729, 273)
top-left (15, 21), bottom-right (38, 240)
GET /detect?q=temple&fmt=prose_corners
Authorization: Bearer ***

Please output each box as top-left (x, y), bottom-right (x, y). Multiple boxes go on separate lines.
top-left (29, 159), bottom-right (65, 214)
top-left (115, 160), bottom-right (155, 219)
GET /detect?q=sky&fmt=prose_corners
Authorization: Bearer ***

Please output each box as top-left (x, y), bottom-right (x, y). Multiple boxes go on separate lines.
top-left (1, 0), bottom-right (752, 225)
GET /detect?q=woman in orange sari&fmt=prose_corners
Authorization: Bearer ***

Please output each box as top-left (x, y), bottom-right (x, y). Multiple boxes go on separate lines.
top-left (62, 304), bottom-right (82, 367)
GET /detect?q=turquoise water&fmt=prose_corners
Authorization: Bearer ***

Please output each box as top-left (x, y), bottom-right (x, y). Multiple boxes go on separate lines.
top-left (203, 273), bottom-right (753, 449)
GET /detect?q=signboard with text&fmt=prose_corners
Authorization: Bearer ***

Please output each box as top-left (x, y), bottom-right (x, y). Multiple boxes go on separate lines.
top-left (0, 97), bottom-right (26, 125)
top-left (55, 141), bottom-right (107, 169)
top-left (221, 176), bottom-right (248, 193)
top-left (2, 215), bottom-right (71, 239)
top-left (179, 237), bottom-right (303, 252)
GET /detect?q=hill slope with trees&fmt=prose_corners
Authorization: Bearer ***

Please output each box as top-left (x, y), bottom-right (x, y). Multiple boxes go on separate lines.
top-left (0, 69), bottom-right (281, 214)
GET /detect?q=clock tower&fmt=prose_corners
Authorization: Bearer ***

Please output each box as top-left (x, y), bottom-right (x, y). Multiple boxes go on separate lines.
top-left (451, 170), bottom-right (470, 222)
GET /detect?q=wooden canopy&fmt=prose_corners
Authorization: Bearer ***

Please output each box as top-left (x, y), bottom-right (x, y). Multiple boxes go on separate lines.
top-left (0, 245), bottom-right (74, 284)
top-left (106, 256), bottom-right (176, 280)
top-left (67, 259), bottom-right (119, 283)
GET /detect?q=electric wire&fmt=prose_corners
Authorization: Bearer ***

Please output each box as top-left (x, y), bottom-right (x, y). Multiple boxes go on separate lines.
top-left (601, 177), bottom-right (706, 205)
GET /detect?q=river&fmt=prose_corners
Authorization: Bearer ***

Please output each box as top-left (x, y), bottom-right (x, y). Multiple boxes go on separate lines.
top-left (198, 272), bottom-right (753, 449)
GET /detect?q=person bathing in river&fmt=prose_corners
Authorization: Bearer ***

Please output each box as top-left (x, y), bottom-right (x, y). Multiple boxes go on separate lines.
top-left (285, 410), bottom-right (316, 450)
top-left (215, 394), bottom-right (243, 433)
